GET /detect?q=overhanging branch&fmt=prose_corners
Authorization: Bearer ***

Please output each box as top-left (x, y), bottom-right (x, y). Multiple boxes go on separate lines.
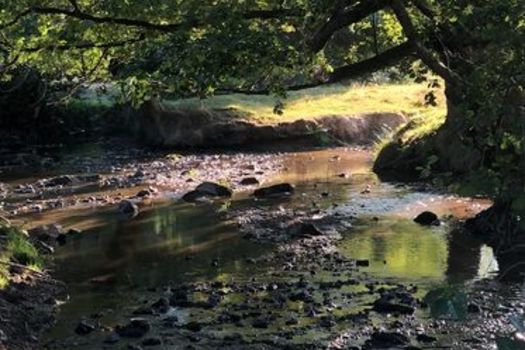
top-left (309, 0), bottom-right (390, 53)
top-left (218, 41), bottom-right (414, 95)
top-left (2, 6), bottom-right (302, 32)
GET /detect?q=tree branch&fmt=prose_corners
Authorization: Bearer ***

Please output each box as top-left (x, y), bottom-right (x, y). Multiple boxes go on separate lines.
top-left (391, 0), bottom-right (461, 85)
top-left (2, 6), bottom-right (301, 32)
top-left (218, 41), bottom-right (414, 95)
top-left (309, 0), bottom-right (390, 53)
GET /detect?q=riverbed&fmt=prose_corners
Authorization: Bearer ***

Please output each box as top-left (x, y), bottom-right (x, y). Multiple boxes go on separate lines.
top-left (2, 144), bottom-right (521, 349)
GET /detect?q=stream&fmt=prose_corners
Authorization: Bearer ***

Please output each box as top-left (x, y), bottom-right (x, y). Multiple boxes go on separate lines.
top-left (3, 146), bottom-right (518, 349)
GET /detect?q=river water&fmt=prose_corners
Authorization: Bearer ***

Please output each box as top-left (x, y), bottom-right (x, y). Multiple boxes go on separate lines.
top-left (14, 147), bottom-right (505, 349)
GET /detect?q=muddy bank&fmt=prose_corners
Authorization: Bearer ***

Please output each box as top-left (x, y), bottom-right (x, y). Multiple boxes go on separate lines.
top-left (124, 100), bottom-right (407, 147)
top-left (0, 222), bottom-right (65, 350)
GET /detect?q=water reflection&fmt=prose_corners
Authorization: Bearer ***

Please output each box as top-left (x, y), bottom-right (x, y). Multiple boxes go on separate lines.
top-left (339, 217), bottom-right (498, 284)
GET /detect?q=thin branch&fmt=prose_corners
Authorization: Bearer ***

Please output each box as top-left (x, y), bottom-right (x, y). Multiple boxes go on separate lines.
top-left (390, 0), bottom-right (461, 85)
top-left (22, 34), bottom-right (145, 53)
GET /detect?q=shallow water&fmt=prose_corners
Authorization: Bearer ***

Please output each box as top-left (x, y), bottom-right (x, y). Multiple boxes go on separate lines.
top-left (28, 147), bottom-right (497, 347)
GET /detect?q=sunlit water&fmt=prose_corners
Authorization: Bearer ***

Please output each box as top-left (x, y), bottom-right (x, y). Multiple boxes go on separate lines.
top-left (19, 147), bottom-right (496, 346)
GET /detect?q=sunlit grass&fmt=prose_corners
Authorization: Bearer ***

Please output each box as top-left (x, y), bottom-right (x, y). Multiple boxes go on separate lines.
top-left (166, 82), bottom-right (446, 125)
top-left (0, 224), bottom-right (42, 289)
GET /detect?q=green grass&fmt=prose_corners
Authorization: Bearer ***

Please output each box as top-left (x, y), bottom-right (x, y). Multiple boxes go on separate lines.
top-left (166, 83), bottom-right (446, 125)
top-left (0, 223), bottom-right (42, 288)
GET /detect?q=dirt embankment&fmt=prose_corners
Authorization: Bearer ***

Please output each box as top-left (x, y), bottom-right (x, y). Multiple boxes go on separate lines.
top-left (122, 100), bottom-right (407, 148)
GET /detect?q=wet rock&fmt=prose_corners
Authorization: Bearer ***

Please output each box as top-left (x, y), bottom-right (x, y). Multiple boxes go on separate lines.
top-left (289, 291), bottom-right (314, 303)
top-left (151, 297), bottom-right (169, 314)
top-left (364, 331), bottom-right (409, 349)
top-left (67, 228), bottom-right (82, 236)
top-left (416, 333), bottom-right (437, 343)
top-left (116, 318), bottom-right (151, 338)
top-left (44, 175), bottom-right (74, 187)
top-left (185, 322), bottom-right (202, 332)
top-left (467, 303), bottom-right (482, 313)
top-left (252, 316), bottom-right (272, 329)
top-left (356, 259), bottom-right (369, 267)
top-left (56, 233), bottom-right (67, 246)
top-left (132, 306), bottom-right (153, 315)
top-left (240, 177), bottom-right (260, 186)
top-left (182, 182), bottom-right (232, 202)
top-left (253, 183), bottom-right (294, 198)
top-left (195, 182), bottom-right (232, 197)
top-left (119, 200), bottom-right (139, 217)
top-left (289, 222), bottom-right (324, 237)
top-left (182, 190), bottom-right (206, 202)
top-left (372, 298), bottom-right (415, 315)
top-left (414, 211), bottom-right (440, 226)
top-left (75, 320), bottom-right (96, 335)
top-left (29, 224), bottom-right (63, 243)
top-left (136, 189), bottom-right (151, 197)
top-left (142, 337), bottom-right (162, 346)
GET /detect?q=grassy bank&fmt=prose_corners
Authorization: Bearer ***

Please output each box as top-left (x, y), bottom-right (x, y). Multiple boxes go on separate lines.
top-left (0, 222), bottom-right (42, 288)
top-left (166, 83), bottom-right (445, 125)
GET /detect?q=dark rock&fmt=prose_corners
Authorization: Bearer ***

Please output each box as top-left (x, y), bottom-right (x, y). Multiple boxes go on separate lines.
top-left (75, 320), bottom-right (96, 335)
top-left (195, 182), bottom-right (233, 197)
top-left (289, 222), bottom-right (324, 237)
top-left (56, 233), bottom-right (67, 246)
top-left (67, 228), bottom-right (82, 236)
top-left (365, 332), bottom-right (409, 349)
top-left (132, 306), bottom-right (153, 315)
top-left (416, 333), bottom-right (437, 343)
top-left (240, 177), bottom-right (260, 186)
top-left (119, 200), bottom-right (139, 217)
top-left (253, 183), bottom-right (294, 198)
top-left (467, 303), bottom-right (481, 313)
top-left (372, 299), bottom-right (415, 315)
top-left (414, 211), bottom-right (440, 226)
top-left (103, 332), bottom-right (121, 344)
top-left (136, 189), bottom-right (151, 197)
top-left (289, 291), bottom-right (314, 303)
top-left (116, 318), bottom-right (151, 338)
top-left (44, 175), bottom-right (74, 187)
top-left (252, 316), bottom-right (271, 329)
top-left (185, 322), bottom-right (202, 332)
top-left (29, 224), bottom-right (63, 243)
top-left (182, 190), bottom-right (205, 202)
top-left (142, 337), bottom-right (162, 346)
top-left (151, 297), bottom-right (169, 314)
top-left (356, 259), bottom-right (369, 267)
